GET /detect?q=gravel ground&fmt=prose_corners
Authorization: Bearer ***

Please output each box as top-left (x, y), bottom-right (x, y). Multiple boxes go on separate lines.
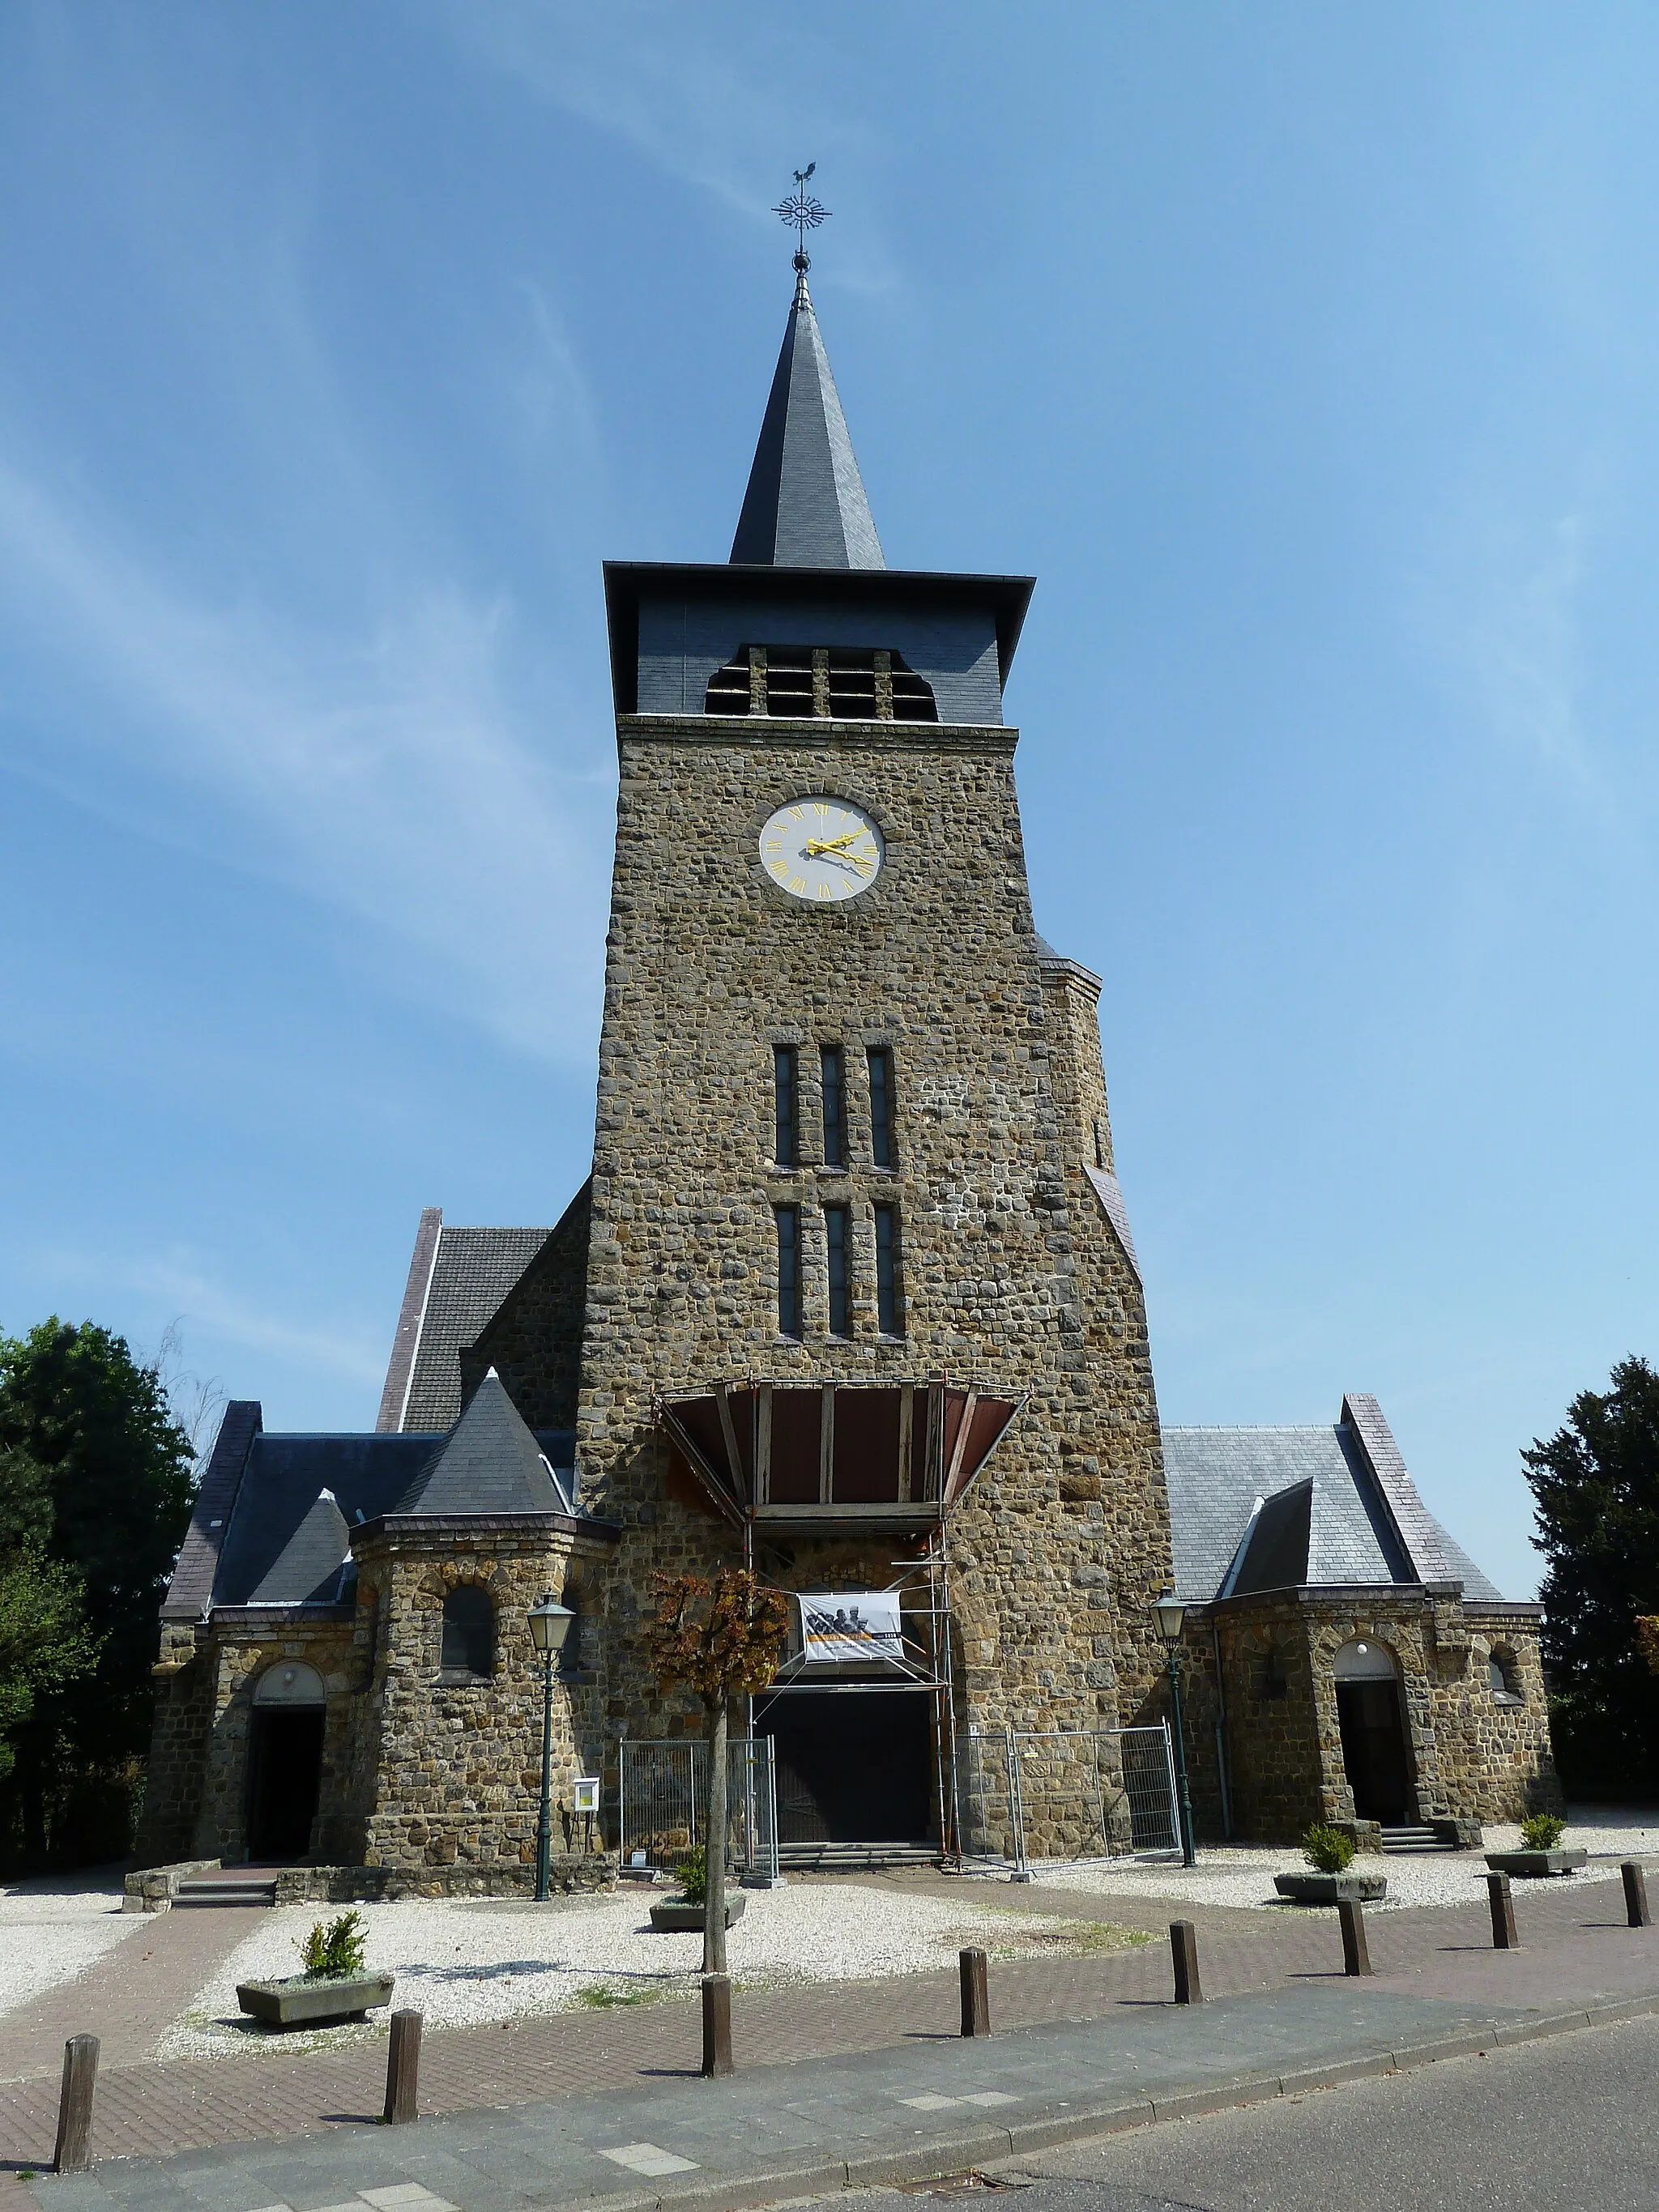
top-left (0, 1869), bottom-right (144, 2021)
top-left (999, 1809), bottom-right (1659, 1912)
top-left (158, 1882), bottom-right (1147, 2060)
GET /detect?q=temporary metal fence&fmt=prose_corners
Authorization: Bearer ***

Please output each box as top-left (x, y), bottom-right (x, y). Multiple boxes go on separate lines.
top-left (617, 1736), bottom-right (778, 1883)
top-left (955, 1723), bottom-right (1179, 1873)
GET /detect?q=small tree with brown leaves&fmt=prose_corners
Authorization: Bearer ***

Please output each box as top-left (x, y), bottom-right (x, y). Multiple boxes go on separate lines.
top-left (642, 1568), bottom-right (791, 1972)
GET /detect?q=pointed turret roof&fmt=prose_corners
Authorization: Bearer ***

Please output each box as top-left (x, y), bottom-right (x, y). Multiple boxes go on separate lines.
top-left (730, 270), bottom-right (885, 570)
top-left (393, 1370), bottom-right (569, 1517)
top-left (248, 1486), bottom-right (351, 1605)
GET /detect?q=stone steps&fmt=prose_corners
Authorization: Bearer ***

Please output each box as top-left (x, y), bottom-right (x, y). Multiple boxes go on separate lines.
top-left (776, 1842), bottom-right (939, 1872)
top-left (1379, 1825), bottom-right (1452, 1854)
top-left (173, 1877), bottom-right (277, 1907)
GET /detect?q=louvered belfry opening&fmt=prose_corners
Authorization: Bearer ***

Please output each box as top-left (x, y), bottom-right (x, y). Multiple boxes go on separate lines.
top-left (703, 646), bottom-right (938, 722)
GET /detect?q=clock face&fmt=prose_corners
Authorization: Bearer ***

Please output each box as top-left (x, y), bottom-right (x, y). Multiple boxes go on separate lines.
top-left (758, 796), bottom-right (885, 904)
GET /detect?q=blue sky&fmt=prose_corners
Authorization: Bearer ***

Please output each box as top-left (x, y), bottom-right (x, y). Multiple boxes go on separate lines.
top-left (2, 4), bottom-right (1657, 1599)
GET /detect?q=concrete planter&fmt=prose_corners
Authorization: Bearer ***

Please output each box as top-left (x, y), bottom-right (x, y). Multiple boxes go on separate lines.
top-left (1274, 1871), bottom-right (1388, 1905)
top-left (235, 1972), bottom-right (395, 2027)
top-left (649, 1895), bottom-right (747, 1933)
top-left (1485, 1848), bottom-right (1586, 1879)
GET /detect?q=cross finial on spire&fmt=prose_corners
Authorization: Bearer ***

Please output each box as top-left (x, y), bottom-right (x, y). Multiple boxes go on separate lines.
top-left (774, 164), bottom-right (830, 301)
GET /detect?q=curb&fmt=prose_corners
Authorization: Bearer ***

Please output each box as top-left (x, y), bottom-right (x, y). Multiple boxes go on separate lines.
top-left (625, 1988), bottom-right (1659, 2212)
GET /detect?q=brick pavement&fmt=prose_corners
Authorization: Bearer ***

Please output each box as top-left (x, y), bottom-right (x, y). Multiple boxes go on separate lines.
top-left (0, 1911), bottom-right (264, 2088)
top-left (1, 1868), bottom-right (1649, 2173)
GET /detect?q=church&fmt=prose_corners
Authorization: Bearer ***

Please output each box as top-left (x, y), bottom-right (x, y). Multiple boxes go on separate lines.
top-left (137, 235), bottom-right (1558, 1885)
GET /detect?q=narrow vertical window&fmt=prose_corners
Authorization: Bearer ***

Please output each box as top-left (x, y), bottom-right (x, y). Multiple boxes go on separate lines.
top-left (821, 1044), bottom-right (846, 1167)
top-left (875, 1205), bottom-right (902, 1336)
top-left (775, 1206), bottom-right (801, 1338)
top-left (825, 1204), bottom-right (851, 1336)
top-left (774, 1045), bottom-right (798, 1167)
top-left (868, 1046), bottom-right (894, 1169)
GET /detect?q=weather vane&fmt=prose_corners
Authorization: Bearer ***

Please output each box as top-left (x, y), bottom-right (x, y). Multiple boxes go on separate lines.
top-left (774, 164), bottom-right (830, 276)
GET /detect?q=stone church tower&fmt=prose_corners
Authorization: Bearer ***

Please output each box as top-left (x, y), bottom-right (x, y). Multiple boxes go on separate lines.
top-left (464, 258), bottom-right (1176, 1847)
top-left (139, 251), bottom-right (1556, 1880)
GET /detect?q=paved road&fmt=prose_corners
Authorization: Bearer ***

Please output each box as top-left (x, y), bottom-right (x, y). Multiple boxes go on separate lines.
top-left (840, 2010), bottom-right (1659, 2212)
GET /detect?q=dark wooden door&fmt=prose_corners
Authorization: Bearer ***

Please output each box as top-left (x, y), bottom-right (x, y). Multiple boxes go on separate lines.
top-left (247, 1707), bottom-right (324, 1860)
top-left (1336, 1680), bottom-right (1412, 1824)
top-left (769, 1693), bottom-right (933, 1843)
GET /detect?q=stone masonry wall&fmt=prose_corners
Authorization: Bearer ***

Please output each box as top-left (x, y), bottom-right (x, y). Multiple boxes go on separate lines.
top-left (572, 714), bottom-right (1173, 1805)
top-left (351, 1525), bottom-right (617, 1875)
top-left (1430, 1604), bottom-right (1559, 1822)
top-left (134, 1621), bottom-right (219, 1866)
top-left (189, 1617), bottom-right (360, 1863)
top-left (1181, 1590), bottom-right (1559, 1843)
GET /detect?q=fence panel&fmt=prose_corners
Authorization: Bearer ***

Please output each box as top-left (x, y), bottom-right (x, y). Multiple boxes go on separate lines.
top-left (618, 1737), bottom-right (777, 1879)
top-left (953, 1724), bottom-right (1178, 1870)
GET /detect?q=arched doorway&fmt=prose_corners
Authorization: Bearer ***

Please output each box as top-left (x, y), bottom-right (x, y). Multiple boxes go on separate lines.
top-left (1333, 1639), bottom-right (1414, 1825)
top-left (246, 1662), bottom-right (325, 1861)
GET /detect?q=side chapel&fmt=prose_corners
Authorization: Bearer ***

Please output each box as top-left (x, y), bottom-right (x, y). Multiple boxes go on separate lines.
top-left (138, 242), bottom-right (1559, 1882)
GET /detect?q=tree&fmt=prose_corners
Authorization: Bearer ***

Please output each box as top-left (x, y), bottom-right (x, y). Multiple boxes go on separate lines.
top-left (0, 1439), bottom-right (99, 1783)
top-left (642, 1569), bottom-right (791, 1973)
top-left (0, 1320), bottom-right (197, 1864)
top-left (1524, 1355), bottom-right (1659, 1796)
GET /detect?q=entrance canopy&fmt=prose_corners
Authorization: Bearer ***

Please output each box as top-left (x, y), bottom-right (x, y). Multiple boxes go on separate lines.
top-left (660, 1380), bottom-right (1022, 1531)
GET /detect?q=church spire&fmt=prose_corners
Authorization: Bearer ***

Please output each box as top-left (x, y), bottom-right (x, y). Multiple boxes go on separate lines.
top-left (729, 173), bottom-right (885, 570)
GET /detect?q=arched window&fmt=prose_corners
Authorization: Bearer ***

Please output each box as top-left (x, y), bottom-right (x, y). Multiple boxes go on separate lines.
top-left (440, 1585), bottom-right (494, 1680)
top-left (1487, 1646), bottom-right (1523, 1703)
top-left (1332, 1637), bottom-right (1398, 1682)
top-left (252, 1660), bottom-right (325, 1706)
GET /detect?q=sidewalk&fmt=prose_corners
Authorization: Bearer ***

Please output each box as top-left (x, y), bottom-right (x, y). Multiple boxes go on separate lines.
top-left (18, 1973), bottom-right (1659, 2212)
top-left (7, 1886), bottom-right (1658, 2212)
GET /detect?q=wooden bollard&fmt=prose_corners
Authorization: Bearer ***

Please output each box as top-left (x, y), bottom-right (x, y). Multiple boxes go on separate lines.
top-left (959, 1946), bottom-right (990, 2036)
top-left (53, 2034), bottom-right (99, 2174)
top-left (1623, 1861), bottom-right (1651, 1929)
top-left (1170, 1920), bottom-right (1202, 2005)
top-left (1337, 1897), bottom-right (1371, 1978)
top-left (1487, 1871), bottom-right (1518, 1950)
top-left (701, 1974), bottom-right (733, 2079)
top-left (384, 2008), bottom-right (422, 2124)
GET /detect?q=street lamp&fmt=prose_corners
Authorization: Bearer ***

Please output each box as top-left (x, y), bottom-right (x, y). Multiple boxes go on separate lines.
top-left (527, 1593), bottom-right (575, 1902)
top-left (1151, 1592), bottom-right (1197, 1868)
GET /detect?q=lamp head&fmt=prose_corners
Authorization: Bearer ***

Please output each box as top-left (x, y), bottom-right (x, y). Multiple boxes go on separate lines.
top-left (1152, 1592), bottom-right (1187, 1647)
top-left (527, 1592), bottom-right (575, 1657)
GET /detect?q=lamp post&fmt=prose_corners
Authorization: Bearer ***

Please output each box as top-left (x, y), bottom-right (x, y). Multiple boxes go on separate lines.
top-left (527, 1594), bottom-right (575, 1902)
top-left (1152, 1592), bottom-right (1197, 1868)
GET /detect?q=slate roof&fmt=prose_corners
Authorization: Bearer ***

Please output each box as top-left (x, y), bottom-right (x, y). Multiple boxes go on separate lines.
top-left (172, 1401), bottom-right (581, 1613)
top-left (1162, 1417), bottom-right (1504, 1605)
top-left (390, 1371), bottom-right (569, 1518)
top-left (386, 1221), bottom-right (551, 1433)
top-left (730, 271), bottom-right (885, 570)
top-left (247, 1488), bottom-right (352, 1605)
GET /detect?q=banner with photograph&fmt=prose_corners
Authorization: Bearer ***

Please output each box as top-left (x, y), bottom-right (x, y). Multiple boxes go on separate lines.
top-left (797, 1591), bottom-right (906, 1667)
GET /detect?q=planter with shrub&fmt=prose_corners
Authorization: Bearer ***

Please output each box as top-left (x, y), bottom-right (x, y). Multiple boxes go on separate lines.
top-left (1275, 1822), bottom-right (1388, 1905)
top-left (1486, 1813), bottom-right (1584, 1879)
top-left (236, 1911), bottom-right (395, 2027)
top-left (648, 1845), bottom-right (747, 1933)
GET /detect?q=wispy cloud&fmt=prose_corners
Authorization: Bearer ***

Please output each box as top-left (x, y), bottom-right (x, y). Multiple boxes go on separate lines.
top-left (0, 451), bottom-right (610, 1062)
top-left (23, 1244), bottom-right (387, 1389)
top-left (130, 1255), bottom-right (388, 1387)
top-left (434, 0), bottom-right (898, 293)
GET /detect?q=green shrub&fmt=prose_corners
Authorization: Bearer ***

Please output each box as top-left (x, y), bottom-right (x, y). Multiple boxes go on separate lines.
top-left (677, 1844), bottom-right (707, 1905)
top-left (1302, 1822), bottom-right (1357, 1873)
top-left (1520, 1813), bottom-right (1567, 1851)
top-left (298, 1910), bottom-right (368, 1980)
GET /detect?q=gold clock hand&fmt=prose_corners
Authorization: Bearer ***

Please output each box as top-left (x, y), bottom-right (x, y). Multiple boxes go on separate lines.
top-left (804, 833), bottom-right (860, 855)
